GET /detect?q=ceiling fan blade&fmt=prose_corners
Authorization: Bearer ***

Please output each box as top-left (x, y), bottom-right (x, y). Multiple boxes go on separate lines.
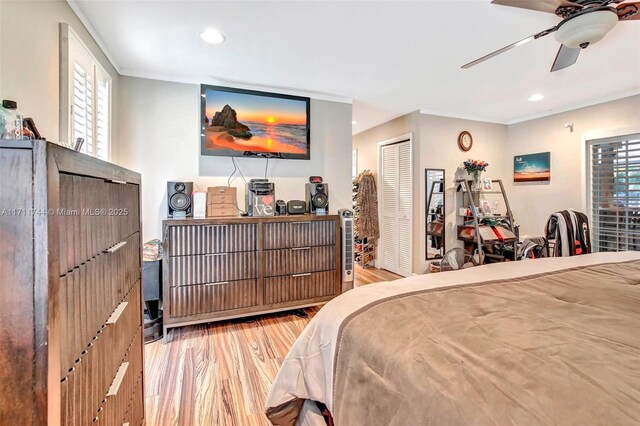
top-left (462, 27), bottom-right (557, 69)
top-left (617, 1), bottom-right (640, 20)
top-left (491, 0), bottom-right (581, 14)
top-left (550, 44), bottom-right (581, 72)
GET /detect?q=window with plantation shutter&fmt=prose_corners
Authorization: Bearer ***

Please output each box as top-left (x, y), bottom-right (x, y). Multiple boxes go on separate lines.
top-left (72, 61), bottom-right (94, 156)
top-left (66, 27), bottom-right (111, 160)
top-left (95, 68), bottom-right (110, 160)
top-left (589, 133), bottom-right (640, 252)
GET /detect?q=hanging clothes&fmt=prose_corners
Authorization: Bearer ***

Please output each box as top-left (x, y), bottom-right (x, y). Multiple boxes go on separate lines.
top-left (545, 210), bottom-right (591, 257)
top-left (354, 170), bottom-right (380, 242)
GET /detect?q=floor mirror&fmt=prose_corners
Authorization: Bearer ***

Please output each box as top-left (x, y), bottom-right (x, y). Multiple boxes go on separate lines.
top-left (425, 169), bottom-right (445, 260)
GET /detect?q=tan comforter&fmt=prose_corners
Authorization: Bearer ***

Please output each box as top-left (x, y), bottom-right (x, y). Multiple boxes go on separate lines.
top-left (265, 252), bottom-right (640, 425)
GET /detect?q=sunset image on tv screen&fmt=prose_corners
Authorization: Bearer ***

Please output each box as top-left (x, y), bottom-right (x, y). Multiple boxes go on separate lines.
top-left (202, 87), bottom-right (309, 158)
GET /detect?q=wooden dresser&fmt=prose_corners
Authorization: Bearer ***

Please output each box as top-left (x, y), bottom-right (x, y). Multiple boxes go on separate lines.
top-left (162, 215), bottom-right (341, 335)
top-left (0, 140), bottom-right (144, 425)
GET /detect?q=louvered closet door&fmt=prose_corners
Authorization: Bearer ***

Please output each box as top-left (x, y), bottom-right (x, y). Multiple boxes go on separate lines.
top-left (380, 141), bottom-right (413, 277)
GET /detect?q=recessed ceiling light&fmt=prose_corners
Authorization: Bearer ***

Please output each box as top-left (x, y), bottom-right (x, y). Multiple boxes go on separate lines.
top-left (200, 28), bottom-right (225, 45)
top-left (352, 121), bottom-right (358, 125)
top-left (528, 93), bottom-right (544, 102)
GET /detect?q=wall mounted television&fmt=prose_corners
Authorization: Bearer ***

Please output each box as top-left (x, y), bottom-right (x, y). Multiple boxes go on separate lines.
top-left (200, 85), bottom-right (311, 160)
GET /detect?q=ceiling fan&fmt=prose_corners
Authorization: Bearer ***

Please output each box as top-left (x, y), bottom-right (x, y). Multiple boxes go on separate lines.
top-left (462, 0), bottom-right (639, 72)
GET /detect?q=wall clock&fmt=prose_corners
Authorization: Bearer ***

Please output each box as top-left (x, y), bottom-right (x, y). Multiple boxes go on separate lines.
top-left (458, 131), bottom-right (473, 152)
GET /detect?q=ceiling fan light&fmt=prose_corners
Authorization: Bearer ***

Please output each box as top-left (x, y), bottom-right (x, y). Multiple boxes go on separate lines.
top-left (555, 10), bottom-right (619, 49)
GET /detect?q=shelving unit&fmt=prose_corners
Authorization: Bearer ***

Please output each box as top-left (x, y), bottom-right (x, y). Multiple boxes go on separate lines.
top-left (354, 237), bottom-right (375, 266)
top-left (456, 178), bottom-right (516, 264)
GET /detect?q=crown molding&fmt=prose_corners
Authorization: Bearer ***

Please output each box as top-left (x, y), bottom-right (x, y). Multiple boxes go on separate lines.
top-left (119, 69), bottom-right (353, 104)
top-left (418, 109), bottom-right (507, 125)
top-left (506, 89), bottom-right (640, 125)
top-left (418, 89), bottom-right (640, 126)
top-left (66, 0), bottom-right (121, 74)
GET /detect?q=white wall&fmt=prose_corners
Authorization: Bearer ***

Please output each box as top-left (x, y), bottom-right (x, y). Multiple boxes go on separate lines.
top-left (353, 111), bottom-right (509, 274)
top-left (117, 76), bottom-right (352, 242)
top-left (354, 97), bottom-right (639, 275)
top-left (419, 114), bottom-right (508, 272)
top-left (0, 0), bottom-right (120, 154)
top-left (505, 95), bottom-right (640, 237)
top-left (352, 112), bottom-right (422, 274)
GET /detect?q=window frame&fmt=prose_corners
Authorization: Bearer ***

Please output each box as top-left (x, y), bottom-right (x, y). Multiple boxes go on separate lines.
top-left (587, 132), bottom-right (640, 252)
top-left (60, 24), bottom-right (112, 161)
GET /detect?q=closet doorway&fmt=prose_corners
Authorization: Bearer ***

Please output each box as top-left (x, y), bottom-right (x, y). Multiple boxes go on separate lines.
top-left (378, 134), bottom-right (413, 277)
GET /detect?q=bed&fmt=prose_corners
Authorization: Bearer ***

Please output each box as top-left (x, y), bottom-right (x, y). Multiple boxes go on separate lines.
top-left (265, 252), bottom-right (640, 425)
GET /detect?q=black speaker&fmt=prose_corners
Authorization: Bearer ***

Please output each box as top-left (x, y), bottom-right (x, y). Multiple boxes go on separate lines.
top-left (167, 181), bottom-right (193, 218)
top-left (306, 183), bottom-right (329, 214)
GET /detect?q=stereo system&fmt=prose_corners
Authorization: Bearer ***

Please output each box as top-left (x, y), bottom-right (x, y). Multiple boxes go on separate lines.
top-left (167, 181), bottom-right (193, 218)
top-left (246, 179), bottom-right (275, 217)
top-left (167, 176), bottom-right (330, 218)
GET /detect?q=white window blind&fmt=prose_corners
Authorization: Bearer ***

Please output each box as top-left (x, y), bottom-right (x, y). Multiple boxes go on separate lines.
top-left (72, 62), bottom-right (94, 156)
top-left (589, 133), bottom-right (640, 252)
top-left (95, 68), bottom-right (110, 160)
top-left (67, 29), bottom-right (111, 160)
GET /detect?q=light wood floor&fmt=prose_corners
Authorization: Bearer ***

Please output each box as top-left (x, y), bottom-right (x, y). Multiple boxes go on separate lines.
top-left (144, 265), bottom-right (401, 426)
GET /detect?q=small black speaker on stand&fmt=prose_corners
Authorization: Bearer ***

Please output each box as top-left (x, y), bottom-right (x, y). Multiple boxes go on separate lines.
top-left (306, 177), bottom-right (329, 215)
top-left (167, 181), bottom-right (193, 218)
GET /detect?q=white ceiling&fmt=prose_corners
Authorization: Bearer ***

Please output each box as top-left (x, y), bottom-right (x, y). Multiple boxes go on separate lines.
top-left (70, 0), bottom-right (640, 134)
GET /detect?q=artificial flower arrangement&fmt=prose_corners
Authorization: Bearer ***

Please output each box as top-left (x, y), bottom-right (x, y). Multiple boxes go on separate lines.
top-left (463, 159), bottom-right (489, 174)
top-left (463, 159), bottom-right (490, 191)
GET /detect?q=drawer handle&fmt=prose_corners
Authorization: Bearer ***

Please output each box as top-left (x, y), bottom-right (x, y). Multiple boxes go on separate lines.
top-left (292, 273), bottom-right (312, 278)
top-left (291, 247), bottom-right (311, 251)
top-left (106, 301), bottom-right (128, 325)
top-left (105, 241), bottom-right (127, 253)
top-left (205, 253), bottom-right (228, 257)
top-left (292, 221), bottom-right (311, 225)
top-left (106, 179), bottom-right (127, 185)
top-left (107, 362), bottom-right (129, 397)
top-left (205, 281), bottom-right (229, 286)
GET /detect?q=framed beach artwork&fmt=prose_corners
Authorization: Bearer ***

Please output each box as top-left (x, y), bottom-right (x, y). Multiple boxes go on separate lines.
top-left (514, 152), bottom-right (551, 182)
top-left (201, 85), bottom-right (311, 159)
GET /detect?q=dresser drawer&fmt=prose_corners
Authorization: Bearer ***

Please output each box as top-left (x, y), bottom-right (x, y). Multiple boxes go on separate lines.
top-left (264, 245), bottom-right (336, 277)
top-left (167, 223), bottom-right (257, 256)
top-left (169, 279), bottom-right (258, 317)
top-left (264, 271), bottom-right (338, 305)
top-left (57, 234), bottom-right (140, 377)
top-left (58, 174), bottom-right (139, 274)
top-left (263, 220), bottom-right (336, 249)
top-left (59, 281), bottom-right (142, 425)
top-left (59, 279), bottom-right (141, 382)
top-left (93, 329), bottom-right (144, 426)
top-left (169, 251), bottom-right (257, 286)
